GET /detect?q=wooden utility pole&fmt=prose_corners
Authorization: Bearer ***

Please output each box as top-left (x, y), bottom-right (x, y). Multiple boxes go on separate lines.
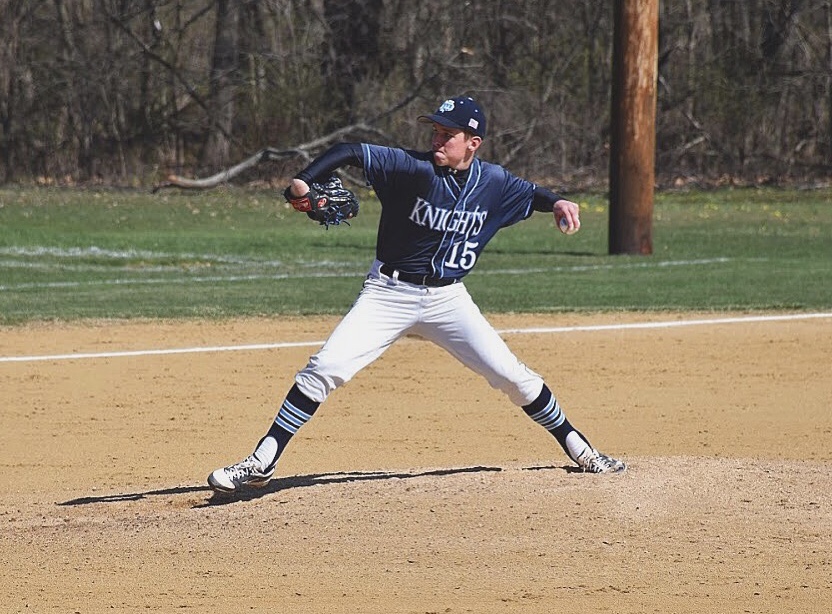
top-left (609, 0), bottom-right (659, 255)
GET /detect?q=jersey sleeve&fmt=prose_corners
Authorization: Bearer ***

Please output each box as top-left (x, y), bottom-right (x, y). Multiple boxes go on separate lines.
top-left (531, 185), bottom-right (564, 212)
top-left (360, 144), bottom-right (428, 189)
top-left (295, 142), bottom-right (418, 189)
top-left (295, 143), bottom-right (364, 185)
top-left (499, 168), bottom-right (537, 227)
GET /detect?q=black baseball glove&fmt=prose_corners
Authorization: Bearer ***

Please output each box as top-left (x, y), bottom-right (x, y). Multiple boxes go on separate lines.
top-left (283, 175), bottom-right (359, 228)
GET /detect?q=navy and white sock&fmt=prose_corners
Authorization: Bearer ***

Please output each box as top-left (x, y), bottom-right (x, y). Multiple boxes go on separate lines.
top-left (522, 384), bottom-right (592, 463)
top-left (253, 384), bottom-right (319, 471)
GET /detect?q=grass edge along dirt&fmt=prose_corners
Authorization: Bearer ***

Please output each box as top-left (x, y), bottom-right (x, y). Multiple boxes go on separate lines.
top-left (0, 186), bottom-right (830, 324)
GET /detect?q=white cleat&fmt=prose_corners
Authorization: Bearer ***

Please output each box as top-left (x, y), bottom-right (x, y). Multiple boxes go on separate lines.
top-left (576, 448), bottom-right (627, 474)
top-left (208, 454), bottom-right (275, 493)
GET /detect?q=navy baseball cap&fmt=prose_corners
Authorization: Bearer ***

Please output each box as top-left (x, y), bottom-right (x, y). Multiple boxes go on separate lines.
top-left (418, 96), bottom-right (487, 138)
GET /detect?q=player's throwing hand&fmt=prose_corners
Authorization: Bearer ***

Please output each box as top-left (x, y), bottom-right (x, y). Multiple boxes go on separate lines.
top-left (555, 199), bottom-right (581, 235)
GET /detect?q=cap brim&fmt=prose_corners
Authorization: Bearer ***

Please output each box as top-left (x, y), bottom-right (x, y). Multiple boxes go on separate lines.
top-left (417, 114), bottom-right (465, 132)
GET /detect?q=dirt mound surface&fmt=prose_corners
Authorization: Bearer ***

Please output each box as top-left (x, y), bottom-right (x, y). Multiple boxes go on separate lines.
top-left (2, 313), bottom-right (830, 613)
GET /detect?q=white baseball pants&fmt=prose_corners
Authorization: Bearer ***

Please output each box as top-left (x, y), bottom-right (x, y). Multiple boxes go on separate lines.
top-left (295, 260), bottom-right (544, 406)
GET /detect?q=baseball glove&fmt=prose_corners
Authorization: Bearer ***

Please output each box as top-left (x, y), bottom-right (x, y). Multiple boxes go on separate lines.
top-left (283, 175), bottom-right (359, 228)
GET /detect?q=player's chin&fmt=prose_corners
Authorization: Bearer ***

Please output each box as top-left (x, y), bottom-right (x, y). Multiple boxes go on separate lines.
top-left (433, 152), bottom-right (448, 166)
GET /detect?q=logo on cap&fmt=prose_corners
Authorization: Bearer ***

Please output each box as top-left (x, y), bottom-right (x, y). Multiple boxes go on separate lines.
top-left (439, 100), bottom-right (455, 113)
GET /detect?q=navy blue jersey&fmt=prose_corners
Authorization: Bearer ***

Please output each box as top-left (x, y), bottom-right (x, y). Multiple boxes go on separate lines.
top-left (359, 144), bottom-right (535, 279)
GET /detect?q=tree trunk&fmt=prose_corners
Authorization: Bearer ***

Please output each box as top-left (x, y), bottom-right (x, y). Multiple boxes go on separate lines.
top-left (201, 0), bottom-right (240, 171)
top-left (0, 0), bottom-right (24, 182)
top-left (827, 1), bottom-right (832, 160)
top-left (322, 0), bottom-right (383, 125)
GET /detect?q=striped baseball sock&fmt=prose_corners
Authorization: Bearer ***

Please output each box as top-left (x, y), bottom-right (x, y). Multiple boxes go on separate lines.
top-left (252, 384), bottom-right (319, 471)
top-left (522, 384), bottom-right (592, 463)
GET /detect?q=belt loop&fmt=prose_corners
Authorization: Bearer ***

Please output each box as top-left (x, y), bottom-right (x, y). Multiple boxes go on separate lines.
top-left (392, 269), bottom-right (400, 282)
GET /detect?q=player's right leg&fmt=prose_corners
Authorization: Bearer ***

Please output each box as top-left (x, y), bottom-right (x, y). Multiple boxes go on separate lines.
top-left (208, 383), bottom-right (317, 493)
top-left (208, 276), bottom-right (419, 494)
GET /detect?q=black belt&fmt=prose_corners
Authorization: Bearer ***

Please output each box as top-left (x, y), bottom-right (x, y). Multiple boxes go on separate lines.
top-left (379, 264), bottom-right (457, 287)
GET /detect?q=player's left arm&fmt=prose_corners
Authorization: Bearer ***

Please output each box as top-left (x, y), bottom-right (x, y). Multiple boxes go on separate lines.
top-left (288, 143), bottom-right (365, 197)
top-left (532, 186), bottom-right (580, 235)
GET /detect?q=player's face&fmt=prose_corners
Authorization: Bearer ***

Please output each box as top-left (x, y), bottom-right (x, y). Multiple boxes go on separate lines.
top-left (430, 124), bottom-right (481, 170)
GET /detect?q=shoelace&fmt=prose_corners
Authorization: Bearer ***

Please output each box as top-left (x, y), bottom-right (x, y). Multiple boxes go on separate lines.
top-left (226, 455), bottom-right (261, 480)
top-left (577, 448), bottom-right (611, 473)
top-left (588, 453), bottom-right (616, 472)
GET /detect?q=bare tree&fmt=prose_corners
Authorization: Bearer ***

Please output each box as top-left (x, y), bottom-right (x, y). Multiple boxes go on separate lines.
top-left (0, 0), bottom-right (830, 186)
top-left (0, 0), bottom-right (27, 183)
top-left (322, 0), bottom-right (384, 125)
top-left (200, 0), bottom-right (241, 170)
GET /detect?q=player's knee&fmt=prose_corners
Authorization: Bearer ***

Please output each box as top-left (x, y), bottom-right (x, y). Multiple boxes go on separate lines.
top-left (488, 370), bottom-right (544, 407)
top-left (294, 361), bottom-right (347, 404)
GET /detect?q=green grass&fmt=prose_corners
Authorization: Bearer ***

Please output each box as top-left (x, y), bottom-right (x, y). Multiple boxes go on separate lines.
top-left (0, 186), bottom-right (830, 324)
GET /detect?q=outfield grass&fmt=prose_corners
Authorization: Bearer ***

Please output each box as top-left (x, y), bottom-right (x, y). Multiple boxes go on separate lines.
top-left (0, 186), bottom-right (830, 324)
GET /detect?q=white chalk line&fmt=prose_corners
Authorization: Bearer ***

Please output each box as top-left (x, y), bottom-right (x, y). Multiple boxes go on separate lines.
top-left (0, 270), bottom-right (360, 290)
top-left (0, 245), bottom-right (271, 265)
top-left (496, 312), bottom-right (832, 334)
top-left (0, 257), bottom-right (738, 291)
top-left (1, 312), bottom-right (830, 364)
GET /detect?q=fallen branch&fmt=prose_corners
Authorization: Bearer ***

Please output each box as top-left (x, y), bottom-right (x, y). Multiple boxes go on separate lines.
top-left (153, 123), bottom-right (390, 192)
top-left (153, 147), bottom-right (296, 191)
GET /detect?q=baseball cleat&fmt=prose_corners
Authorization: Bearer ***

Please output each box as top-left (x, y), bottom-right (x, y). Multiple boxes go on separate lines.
top-left (576, 448), bottom-right (627, 474)
top-left (208, 454), bottom-right (275, 493)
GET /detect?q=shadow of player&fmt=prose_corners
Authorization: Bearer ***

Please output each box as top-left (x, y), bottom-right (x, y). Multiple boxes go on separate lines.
top-left (55, 464), bottom-right (575, 508)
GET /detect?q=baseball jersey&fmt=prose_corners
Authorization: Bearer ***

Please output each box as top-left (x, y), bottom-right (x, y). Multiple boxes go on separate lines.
top-left (360, 144), bottom-right (536, 280)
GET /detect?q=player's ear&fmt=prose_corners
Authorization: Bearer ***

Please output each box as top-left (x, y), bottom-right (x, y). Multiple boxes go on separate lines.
top-left (468, 135), bottom-right (483, 152)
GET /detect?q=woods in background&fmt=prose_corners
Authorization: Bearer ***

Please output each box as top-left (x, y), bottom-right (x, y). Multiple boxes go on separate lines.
top-left (0, 0), bottom-right (828, 188)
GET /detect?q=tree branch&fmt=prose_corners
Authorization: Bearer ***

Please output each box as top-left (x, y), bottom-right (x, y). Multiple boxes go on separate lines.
top-left (153, 122), bottom-right (391, 191)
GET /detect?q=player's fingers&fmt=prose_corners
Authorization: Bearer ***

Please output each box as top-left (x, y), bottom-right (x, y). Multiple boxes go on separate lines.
top-left (558, 213), bottom-right (580, 235)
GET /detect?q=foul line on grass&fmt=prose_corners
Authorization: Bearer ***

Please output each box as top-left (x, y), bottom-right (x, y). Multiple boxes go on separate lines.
top-left (1, 312), bottom-right (831, 364)
top-left (0, 257), bottom-right (738, 291)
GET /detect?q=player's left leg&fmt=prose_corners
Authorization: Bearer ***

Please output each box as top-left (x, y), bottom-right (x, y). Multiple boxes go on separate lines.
top-left (416, 284), bottom-right (625, 473)
top-left (520, 383), bottom-right (626, 473)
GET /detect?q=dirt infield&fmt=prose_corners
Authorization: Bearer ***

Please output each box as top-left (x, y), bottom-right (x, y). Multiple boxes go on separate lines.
top-left (1, 312), bottom-right (830, 613)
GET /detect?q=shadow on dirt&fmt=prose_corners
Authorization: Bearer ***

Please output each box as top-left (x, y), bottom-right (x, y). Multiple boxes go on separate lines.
top-left (56, 464), bottom-right (558, 508)
top-left (199, 465), bottom-right (507, 507)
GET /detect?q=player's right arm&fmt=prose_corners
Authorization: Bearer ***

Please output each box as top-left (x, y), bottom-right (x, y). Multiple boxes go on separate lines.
top-left (532, 186), bottom-right (580, 234)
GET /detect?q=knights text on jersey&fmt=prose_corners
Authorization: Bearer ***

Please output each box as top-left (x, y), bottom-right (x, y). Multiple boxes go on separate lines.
top-left (361, 143), bottom-right (536, 280)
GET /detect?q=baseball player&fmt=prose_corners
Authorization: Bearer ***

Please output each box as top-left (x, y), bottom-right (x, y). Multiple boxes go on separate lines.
top-left (209, 95), bottom-right (625, 494)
